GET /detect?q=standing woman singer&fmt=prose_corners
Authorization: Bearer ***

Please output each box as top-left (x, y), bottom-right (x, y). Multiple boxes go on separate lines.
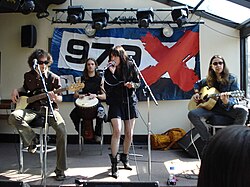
top-left (104, 46), bottom-right (140, 178)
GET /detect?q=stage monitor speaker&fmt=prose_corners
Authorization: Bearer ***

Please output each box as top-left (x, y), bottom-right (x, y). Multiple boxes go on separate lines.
top-left (21, 25), bottom-right (37, 48)
top-left (177, 128), bottom-right (205, 158)
top-left (73, 180), bottom-right (159, 187)
top-left (0, 180), bottom-right (23, 187)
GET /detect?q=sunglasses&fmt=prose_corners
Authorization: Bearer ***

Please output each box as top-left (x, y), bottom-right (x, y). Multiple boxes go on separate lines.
top-left (212, 61), bottom-right (223, 66)
top-left (37, 61), bottom-right (49, 65)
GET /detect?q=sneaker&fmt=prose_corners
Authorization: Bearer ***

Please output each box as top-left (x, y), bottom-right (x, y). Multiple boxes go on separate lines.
top-left (95, 135), bottom-right (102, 143)
top-left (54, 168), bottom-right (66, 181)
top-left (27, 136), bottom-right (38, 154)
top-left (28, 144), bottom-right (37, 154)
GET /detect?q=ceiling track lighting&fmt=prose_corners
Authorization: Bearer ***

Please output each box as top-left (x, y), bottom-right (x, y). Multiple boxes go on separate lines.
top-left (67, 5), bottom-right (85, 24)
top-left (171, 7), bottom-right (189, 28)
top-left (20, 0), bottom-right (35, 15)
top-left (91, 9), bottom-right (109, 30)
top-left (136, 8), bottom-right (154, 28)
top-left (52, 7), bottom-right (202, 27)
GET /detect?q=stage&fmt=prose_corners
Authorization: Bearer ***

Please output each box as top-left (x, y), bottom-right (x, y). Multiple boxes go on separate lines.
top-left (0, 143), bottom-right (199, 187)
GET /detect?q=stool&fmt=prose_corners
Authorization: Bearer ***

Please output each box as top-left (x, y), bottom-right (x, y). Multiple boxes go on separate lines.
top-left (79, 118), bottom-right (103, 155)
top-left (19, 113), bottom-right (56, 178)
top-left (206, 115), bottom-right (235, 135)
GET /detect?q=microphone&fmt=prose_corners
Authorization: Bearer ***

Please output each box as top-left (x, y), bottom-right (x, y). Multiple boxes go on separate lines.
top-left (103, 61), bottom-right (116, 70)
top-left (33, 59), bottom-right (38, 69)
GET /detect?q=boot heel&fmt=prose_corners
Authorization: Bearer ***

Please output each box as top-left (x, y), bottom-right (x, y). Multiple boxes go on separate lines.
top-left (120, 153), bottom-right (132, 170)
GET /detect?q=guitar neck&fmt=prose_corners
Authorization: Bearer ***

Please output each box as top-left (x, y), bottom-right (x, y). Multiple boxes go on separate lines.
top-left (27, 87), bottom-right (68, 104)
top-left (209, 93), bottom-right (222, 98)
top-left (209, 91), bottom-right (243, 99)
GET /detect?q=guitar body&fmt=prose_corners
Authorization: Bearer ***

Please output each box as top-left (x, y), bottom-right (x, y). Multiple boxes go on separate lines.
top-left (188, 86), bottom-right (219, 111)
top-left (14, 82), bottom-right (84, 110)
top-left (15, 96), bottom-right (29, 110)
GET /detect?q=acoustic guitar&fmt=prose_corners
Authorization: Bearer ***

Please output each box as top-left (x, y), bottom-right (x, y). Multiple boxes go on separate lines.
top-left (15, 82), bottom-right (85, 110)
top-left (188, 86), bottom-right (245, 111)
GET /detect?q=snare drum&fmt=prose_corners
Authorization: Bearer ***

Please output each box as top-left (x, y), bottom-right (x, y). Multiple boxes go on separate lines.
top-left (75, 96), bottom-right (98, 120)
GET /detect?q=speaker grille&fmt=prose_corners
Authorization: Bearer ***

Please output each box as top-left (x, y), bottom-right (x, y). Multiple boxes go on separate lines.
top-left (21, 25), bottom-right (37, 48)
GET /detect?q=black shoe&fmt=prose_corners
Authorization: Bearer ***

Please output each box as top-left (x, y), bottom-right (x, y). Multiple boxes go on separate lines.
top-left (27, 136), bottom-right (39, 154)
top-left (54, 168), bottom-right (66, 181)
top-left (55, 174), bottom-right (66, 181)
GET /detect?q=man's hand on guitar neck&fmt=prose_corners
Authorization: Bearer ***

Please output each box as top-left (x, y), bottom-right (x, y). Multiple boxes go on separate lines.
top-left (48, 91), bottom-right (62, 103)
top-left (220, 92), bottom-right (229, 105)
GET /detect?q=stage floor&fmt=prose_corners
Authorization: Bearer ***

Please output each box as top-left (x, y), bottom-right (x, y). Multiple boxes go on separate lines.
top-left (0, 143), bottom-right (200, 187)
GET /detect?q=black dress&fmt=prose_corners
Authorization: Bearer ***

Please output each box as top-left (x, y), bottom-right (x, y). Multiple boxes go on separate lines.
top-left (104, 61), bottom-right (140, 121)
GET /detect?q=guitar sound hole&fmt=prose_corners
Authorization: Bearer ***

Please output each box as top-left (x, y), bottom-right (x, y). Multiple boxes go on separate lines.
top-left (203, 95), bottom-right (208, 101)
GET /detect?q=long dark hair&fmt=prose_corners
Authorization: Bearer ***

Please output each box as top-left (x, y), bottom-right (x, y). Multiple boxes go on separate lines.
top-left (206, 55), bottom-right (229, 87)
top-left (82, 57), bottom-right (98, 80)
top-left (108, 46), bottom-right (134, 82)
top-left (197, 125), bottom-right (250, 187)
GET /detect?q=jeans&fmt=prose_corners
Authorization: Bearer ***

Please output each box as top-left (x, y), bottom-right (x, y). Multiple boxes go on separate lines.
top-left (188, 104), bottom-right (248, 141)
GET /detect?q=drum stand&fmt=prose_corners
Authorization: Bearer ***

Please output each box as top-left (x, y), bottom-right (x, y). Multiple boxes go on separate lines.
top-left (79, 118), bottom-right (103, 155)
top-left (130, 57), bottom-right (158, 181)
top-left (79, 119), bottom-right (94, 153)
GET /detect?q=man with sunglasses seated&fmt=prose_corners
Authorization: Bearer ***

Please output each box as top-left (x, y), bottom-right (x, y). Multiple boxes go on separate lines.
top-left (188, 55), bottom-right (248, 156)
top-left (8, 49), bottom-right (67, 181)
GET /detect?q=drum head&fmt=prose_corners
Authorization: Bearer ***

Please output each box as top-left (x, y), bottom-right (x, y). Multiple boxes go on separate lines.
top-left (75, 96), bottom-right (99, 108)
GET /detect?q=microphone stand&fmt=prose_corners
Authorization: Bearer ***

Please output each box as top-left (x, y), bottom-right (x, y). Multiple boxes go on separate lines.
top-left (130, 57), bottom-right (158, 181)
top-left (34, 61), bottom-right (57, 121)
top-left (33, 61), bottom-right (57, 187)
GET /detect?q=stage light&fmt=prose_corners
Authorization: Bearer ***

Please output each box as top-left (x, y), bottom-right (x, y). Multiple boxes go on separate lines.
top-left (91, 9), bottom-right (109, 30)
top-left (171, 7), bottom-right (189, 28)
top-left (20, 0), bottom-right (35, 15)
top-left (136, 8), bottom-right (154, 28)
top-left (162, 24), bottom-right (174, 37)
top-left (67, 5), bottom-right (85, 24)
top-left (85, 24), bottom-right (96, 37)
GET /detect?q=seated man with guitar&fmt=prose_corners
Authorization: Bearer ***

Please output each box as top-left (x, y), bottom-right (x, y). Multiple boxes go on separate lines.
top-left (188, 55), bottom-right (248, 147)
top-left (70, 58), bottom-right (106, 143)
top-left (8, 49), bottom-right (74, 181)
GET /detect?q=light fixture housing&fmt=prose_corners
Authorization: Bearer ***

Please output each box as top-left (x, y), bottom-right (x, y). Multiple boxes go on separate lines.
top-left (20, 0), bottom-right (35, 15)
top-left (91, 9), bottom-right (109, 30)
top-left (162, 25), bottom-right (174, 37)
top-left (67, 5), bottom-right (85, 24)
top-left (136, 8), bottom-right (154, 28)
top-left (85, 24), bottom-right (96, 37)
top-left (171, 7), bottom-right (189, 28)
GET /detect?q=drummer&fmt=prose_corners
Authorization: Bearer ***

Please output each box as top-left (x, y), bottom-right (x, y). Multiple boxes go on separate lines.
top-left (70, 58), bottom-right (106, 143)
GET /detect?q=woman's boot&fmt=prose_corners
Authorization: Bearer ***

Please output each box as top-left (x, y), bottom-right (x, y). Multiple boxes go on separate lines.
top-left (120, 153), bottom-right (132, 170)
top-left (109, 154), bottom-right (119, 178)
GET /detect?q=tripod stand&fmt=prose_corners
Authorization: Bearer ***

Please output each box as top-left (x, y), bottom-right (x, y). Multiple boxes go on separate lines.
top-left (130, 57), bottom-right (158, 181)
